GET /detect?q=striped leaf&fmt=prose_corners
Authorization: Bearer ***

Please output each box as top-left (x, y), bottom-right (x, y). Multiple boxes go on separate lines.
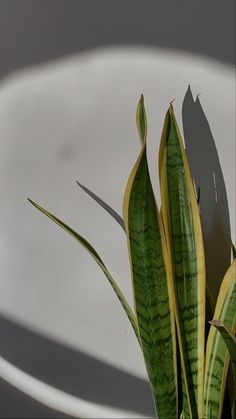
top-left (159, 104), bottom-right (206, 418)
top-left (122, 96), bottom-right (177, 419)
top-left (204, 259), bottom-right (236, 419)
top-left (28, 198), bottom-right (140, 345)
top-left (210, 321), bottom-right (236, 419)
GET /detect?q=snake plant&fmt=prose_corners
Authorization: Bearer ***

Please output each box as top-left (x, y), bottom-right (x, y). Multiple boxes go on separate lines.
top-left (29, 96), bottom-right (235, 419)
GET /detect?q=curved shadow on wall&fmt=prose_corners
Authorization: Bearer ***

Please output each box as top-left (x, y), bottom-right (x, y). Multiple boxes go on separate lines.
top-left (182, 86), bottom-right (232, 299)
top-left (0, 315), bottom-right (155, 417)
top-left (0, 0), bottom-right (234, 81)
top-left (0, 377), bottom-right (69, 419)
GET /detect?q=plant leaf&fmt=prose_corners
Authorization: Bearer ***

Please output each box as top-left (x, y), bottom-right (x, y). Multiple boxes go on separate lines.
top-left (210, 321), bottom-right (236, 419)
top-left (122, 96), bottom-right (177, 419)
top-left (28, 198), bottom-right (140, 345)
top-left (204, 259), bottom-right (236, 419)
top-left (76, 181), bottom-right (125, 232)
top-left (136, 94), bottom-right (147, 146)
top-left (159, 104), bottom-right (206, 418)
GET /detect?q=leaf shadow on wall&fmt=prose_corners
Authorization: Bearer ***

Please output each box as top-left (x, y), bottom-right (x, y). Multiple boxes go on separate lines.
top-left (182, 86), bottom-right (232, 300)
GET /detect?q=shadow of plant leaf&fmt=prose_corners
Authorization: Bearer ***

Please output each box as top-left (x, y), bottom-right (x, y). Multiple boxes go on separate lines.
top-left (182, 86), bottom-right (231, 299)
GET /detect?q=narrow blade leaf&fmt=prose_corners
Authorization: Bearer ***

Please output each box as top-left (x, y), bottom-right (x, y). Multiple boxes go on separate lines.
top-left (159, 104), bottom-right (206, 418)
top-left (122, 96), bottom-right (177, 419)
top-left (204, 259), bottom-right (236, 419)
top-left (28, 198), bottom-right (140, 345)
top-left (136, 94), bottom-right (147, 146)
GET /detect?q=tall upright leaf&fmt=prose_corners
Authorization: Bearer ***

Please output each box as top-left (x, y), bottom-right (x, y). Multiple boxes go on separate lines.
top-left (122, 96), bottom-right (177, 418)
top-left (204, 259), bottom-right (236, 419)
top-left (159, 104), bottom-right (206, 418)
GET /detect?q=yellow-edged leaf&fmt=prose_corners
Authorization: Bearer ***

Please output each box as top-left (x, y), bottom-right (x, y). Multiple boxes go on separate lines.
top-left (204, 259), bottom-right (236, 419)
top-left (28, 198), bottom-right (140, 345)
top-left (122, 96), bottom-right (177, 418)
top-left (158, 104), bottom-right (206, 418)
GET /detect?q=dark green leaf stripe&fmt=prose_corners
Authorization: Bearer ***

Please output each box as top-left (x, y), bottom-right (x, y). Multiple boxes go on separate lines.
top-left (123, 144), bottom-right (177, 419)
top-left (204, 260), bottom-right (236, 419)
top-left (28, 198), bottom-right (141, 345)
top-left (159, 106), bottom-right (205, 418)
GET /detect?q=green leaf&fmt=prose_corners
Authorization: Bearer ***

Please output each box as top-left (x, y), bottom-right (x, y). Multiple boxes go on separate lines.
top-left (123, 98), bottom-right (177, 419)
top-left (204, 259), bottom-right (236, 419)
top-left (159, 105), bottom-right (206, 418)
top-left (28, 198), bottom-right (140, 345)
top-left (136, 94), bottom-right (147, 146)
top-left (209, 321), bottom-right (236, 419)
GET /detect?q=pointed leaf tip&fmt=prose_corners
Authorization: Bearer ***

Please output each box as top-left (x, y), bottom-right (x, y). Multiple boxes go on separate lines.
top-left (136, 94), bottom-right (147, 146)
top-left (28, 198), bottom-right (141, 344)
top-left (159, 100), bottom-right (206, 418)
top-left (28, 198), bottom-right (41, 210)
top-left (169, 100), bottom-right (176, 111)
top-left (209, 319), bottom-right (222, 327)
top-left (123, 118), bottom-right (178, 417)
top-left (210, 320), bottom-right (236, 343)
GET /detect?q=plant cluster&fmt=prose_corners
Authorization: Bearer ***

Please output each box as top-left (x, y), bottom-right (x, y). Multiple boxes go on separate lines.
top-left (29, 96), bottom-right (236, 419)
